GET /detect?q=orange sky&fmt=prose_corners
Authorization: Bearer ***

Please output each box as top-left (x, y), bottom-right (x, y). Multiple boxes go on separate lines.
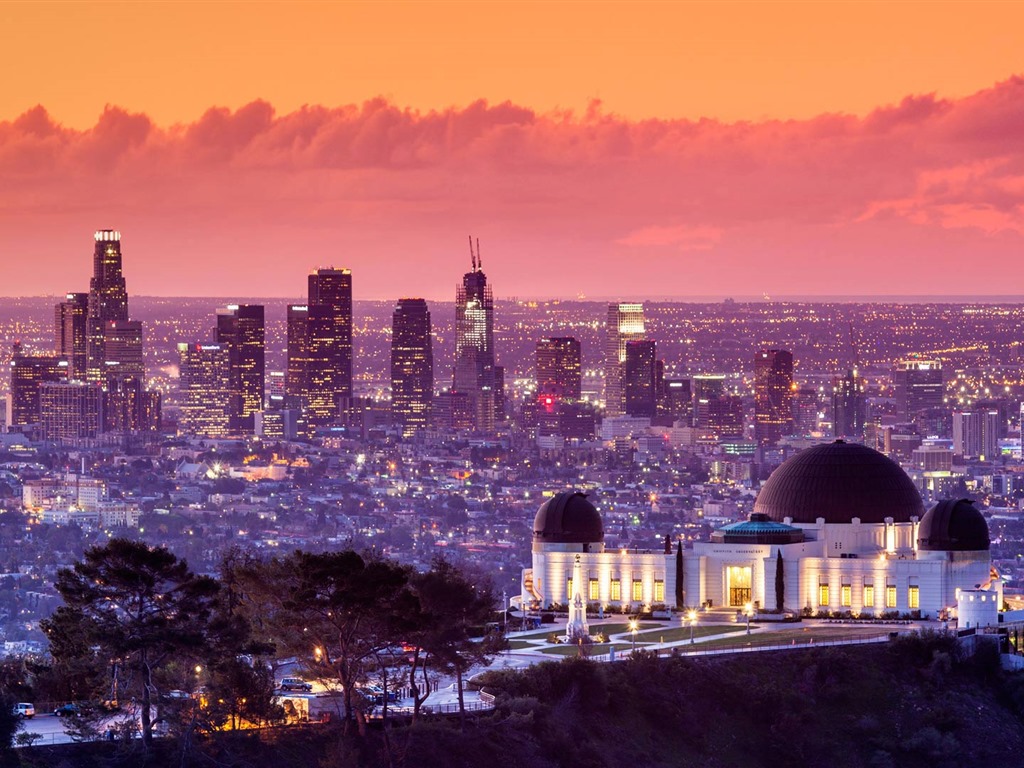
top-left (2, 1), bottom-right (1024, 299)
top-left (3, 1), bottom-right (1024, 127)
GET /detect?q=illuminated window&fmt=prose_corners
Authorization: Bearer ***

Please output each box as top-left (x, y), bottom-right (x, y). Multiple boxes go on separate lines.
top-left (610, 579), bottom-right (621, 601)
top-left (567, 579), bottom-right (573, 598)
top-left (654, 580), bottom-right (665, 603)
top-left (818, 584), bottom-right (830, 606)
top-left (589, 579), bottom-right (600, 601)
top-left (886, 585), bottom-right (897, 608)
top-left (632, 580), bottom-right (643, 602)
top-left (841, 585), bottom-right (852, 607)
top-left (908, 586), bottom-right (919, 609)
top-left (863, 585), bottom-right (875, 607)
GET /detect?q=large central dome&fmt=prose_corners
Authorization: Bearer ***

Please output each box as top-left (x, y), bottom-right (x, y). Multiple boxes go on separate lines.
top-left (754, 441), bottom-right (924, 524)
top-left (533, 491), bottom-right (604, 544)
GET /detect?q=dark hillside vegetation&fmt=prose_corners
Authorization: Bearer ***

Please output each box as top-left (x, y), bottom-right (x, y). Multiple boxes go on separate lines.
top-left (12, 633), bottom-right (1024, 768)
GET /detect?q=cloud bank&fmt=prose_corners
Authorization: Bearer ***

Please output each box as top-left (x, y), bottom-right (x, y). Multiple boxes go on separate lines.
top-left (2, 78), bottom-right (1024, 298)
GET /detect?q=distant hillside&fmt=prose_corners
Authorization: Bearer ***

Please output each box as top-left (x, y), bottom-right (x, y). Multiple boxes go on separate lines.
top-left (14, 633), bottom-right (1024, 768)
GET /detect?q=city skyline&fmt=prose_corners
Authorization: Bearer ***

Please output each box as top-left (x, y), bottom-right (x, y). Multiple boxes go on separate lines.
top-left (1, 3), bottom-right (1024, 300)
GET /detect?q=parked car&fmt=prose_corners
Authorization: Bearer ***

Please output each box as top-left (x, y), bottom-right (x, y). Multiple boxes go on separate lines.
top-left (279, 677), bottom-right (313, 692)
top-left (13, 703), bottom-right (35, 719)
top-left (53, 703), bottom-right (80, 716)
top-left (163, 689), bottom-right (191, 700)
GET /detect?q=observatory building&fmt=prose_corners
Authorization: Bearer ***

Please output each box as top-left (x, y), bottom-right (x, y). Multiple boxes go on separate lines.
top-left (522, 441), bottom-right (997, 621)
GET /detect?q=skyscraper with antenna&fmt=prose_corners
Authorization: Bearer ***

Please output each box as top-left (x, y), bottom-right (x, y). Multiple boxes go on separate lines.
top-left (453, 237), bottom-right (500, 432)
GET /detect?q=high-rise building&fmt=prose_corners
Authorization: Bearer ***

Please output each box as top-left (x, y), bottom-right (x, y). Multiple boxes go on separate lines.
top-left (86, 230), bottom-right (129, 382)
top-left (453, 241), bottom-right (499, 432)
top-left (604, 303), bottom-right (644, 417)
top-left (391, 298), bottom-right (433, 436)
top-left (894, 360), bottom-right (944, 420)
top-left (754, 349), bottom-right (794, 446)
top-left (705, 395), bottom-right (745, 438)
top-left (103, 320), bottom-right (145, 383)
top-left (833, 369), bottom-right (866, 440)
top-left (308, 268), bottom-right (353, 415)
top-left (536, 337), bottom-right (582, 400)
top-left (9, 348), bottom-right (69, 427)
top-left (692, 374), bottom-right (727, 430)
top-left (661, 379), bottom-right (693, 423)
top-left (285, 304), bottom-right (336, 425)
top-left (39, 381), bottom-right (104, 442)
top-left (791, 386), bottom-right (819, 436)
top-left (624, 340), bottom-right (657, 418)
top-left (216, 304), bottom-right (265, 433)
top-left (177, 343), bottom-right (232, 438)
top-left (55, 293), bottom-right (88, 380)
top-left (104, 376), bottom-right (161, 434)
top-left (952, 408), bottom-right (1001, 460)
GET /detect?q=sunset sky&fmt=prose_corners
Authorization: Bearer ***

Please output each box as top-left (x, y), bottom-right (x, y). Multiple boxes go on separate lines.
top-left (2, 1), bottom-right (1024, 299)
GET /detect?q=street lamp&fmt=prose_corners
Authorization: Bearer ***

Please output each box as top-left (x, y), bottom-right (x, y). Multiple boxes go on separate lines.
top-left (688, 610), bottom-right (697, 644)
top-left (744, 602), bottom-right (753, 634)
top-left (629, 619), bottom-right (638, 654)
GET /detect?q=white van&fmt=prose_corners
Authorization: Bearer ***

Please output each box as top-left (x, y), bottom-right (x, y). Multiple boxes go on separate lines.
top-left (13, 702), bottom-right (35, 718)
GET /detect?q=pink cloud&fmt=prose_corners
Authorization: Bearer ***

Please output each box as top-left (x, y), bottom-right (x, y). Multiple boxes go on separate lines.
top-left (617, 225), bottom-right (723, 251)
top-left (1, 78), bottom-right (1024, 298)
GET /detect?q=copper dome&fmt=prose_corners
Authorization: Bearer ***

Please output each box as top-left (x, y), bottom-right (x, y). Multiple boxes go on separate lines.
top-left (754, 441), bottom-right (924, 525)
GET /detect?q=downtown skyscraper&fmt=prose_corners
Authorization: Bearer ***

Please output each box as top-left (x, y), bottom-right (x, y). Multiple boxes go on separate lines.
top-left (86, 230), bottom-right (129, 383)
top-left (391, 298), bottom-right (433, 436)
top-left (308, 268), bottom-right (353, 414)
top-left (452, 240), bottom-right (501, 432)
top-left (216, 304), bottom-right (265, 433)
top-left (55, 292), bottom-right (88, 380)
top-left (604, 302), bottom-right (645, 417)
top-left (536, 337), bottom-right (582, 400)
top-left (754, 349), bottom-right (794, 446)
top-left (177, 343), bottom-right (232, 438)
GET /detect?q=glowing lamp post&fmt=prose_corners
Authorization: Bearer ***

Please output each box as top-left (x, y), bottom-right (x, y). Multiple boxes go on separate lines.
top-left (688, 610), bottom-right (697, 644)
top-left (629, 619), bottom-right (638, 655)
top-left (744, 602), bottom-right (753, 634)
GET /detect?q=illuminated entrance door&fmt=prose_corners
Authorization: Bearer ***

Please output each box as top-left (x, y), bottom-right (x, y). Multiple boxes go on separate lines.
top-left (727, 566), bottom-right (752, 607)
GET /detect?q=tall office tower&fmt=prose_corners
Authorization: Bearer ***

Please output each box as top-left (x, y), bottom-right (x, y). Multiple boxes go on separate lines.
top-left (104, 376), bottom-right (161, 434)
top-left (308, 268), bottom-right (353, 413)
top-left (952, 408), bottom-right (1001, 460)
top-left (832, 369), bottom-right (866, 440)
top-left (285, 304), bottom-right (336, 425)
top-left (216, 304), bottom-right (265, 433)
top-left (754, 349), bottom-right (794, 446)
top-left (391, 298), bottom-right (433, 436)
top-left (604, 303), bottom-right (644, 417)
top-left (453, 240), bottom-right (499, 432)
top-left (893, 359), bottom-right (944, 420)
top-left (177, 343), bottom-right (232, 438)
top-left (691, 374), bottom-right (727, 429)
top-left (706, 395), bottom-right (745, 438)
top-left (86, 230), bottom-right (129, 382)
top-left (662, 379), bottom-right (693, 423)
top-left (536, 337), bottom-right (581, 400)
top-left (102, 320), bottom-right (145, 383)
top-left (39, 381), bottom-right (104, 442)
top-left (791, 386), bottom-right (819, 436)
top-left (9, 349), bottom-right (69, 427)
top-left (624, 340), bottom-right (657, 418)
top-left (55, 293), bottom-right (88, 379)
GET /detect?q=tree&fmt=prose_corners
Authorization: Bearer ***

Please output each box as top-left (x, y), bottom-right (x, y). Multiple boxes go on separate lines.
top-left (411, 557), bottom-right (502, 727)
top-left (675, 541), bottom-right (684, 608)
top-left (235, 550), bottom-right (418, 736)
top-left (775, 550), bottom-right (785, 612)
top-left (50, 538), bottom-right (219, 746)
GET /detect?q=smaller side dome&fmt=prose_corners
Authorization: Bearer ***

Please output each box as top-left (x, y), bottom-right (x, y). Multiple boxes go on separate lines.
top-left (533, 491), bottom-right (603, 544)
top-left (918, 499), bottom-right (990, 551)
